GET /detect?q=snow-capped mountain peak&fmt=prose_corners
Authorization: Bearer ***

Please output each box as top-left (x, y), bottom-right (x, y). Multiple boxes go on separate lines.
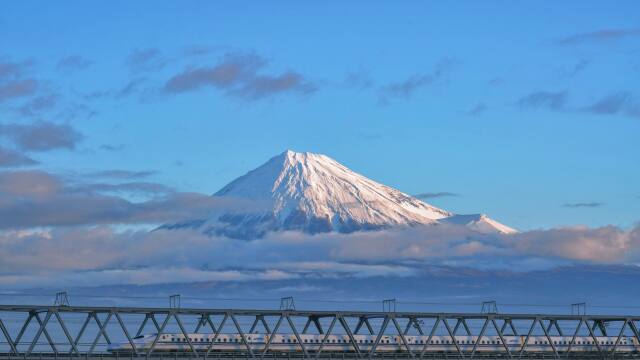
top-left (163, 150), bottom-right (516, 239)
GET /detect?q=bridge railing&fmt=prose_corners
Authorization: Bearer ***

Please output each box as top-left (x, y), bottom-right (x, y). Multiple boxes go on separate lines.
top-left (0, 304), bottom-right (639, 359)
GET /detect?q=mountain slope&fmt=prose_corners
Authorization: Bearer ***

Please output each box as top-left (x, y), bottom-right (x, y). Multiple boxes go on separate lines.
top-left (163, 150), bottom-right (515, 238)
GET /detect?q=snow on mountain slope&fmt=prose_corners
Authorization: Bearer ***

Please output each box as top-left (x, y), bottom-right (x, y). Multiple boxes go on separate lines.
top-left (162, 150), bottom-right (516, 239)
top-left (439, 214), bottom-right (517, 234)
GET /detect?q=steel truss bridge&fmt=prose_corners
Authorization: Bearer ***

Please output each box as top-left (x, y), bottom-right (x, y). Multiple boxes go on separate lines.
top-left (0, 304), bottom-right (639, 359)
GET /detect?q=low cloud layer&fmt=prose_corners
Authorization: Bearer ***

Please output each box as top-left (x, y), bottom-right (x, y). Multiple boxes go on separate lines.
top-left (163, 52), bottom-right (316, 100)
top-left (1, 221), bottom-right (639, 288)
top-left (0, 169), bottom-right (266, 229)
top-left (0, 168), bottom-right (637, 289)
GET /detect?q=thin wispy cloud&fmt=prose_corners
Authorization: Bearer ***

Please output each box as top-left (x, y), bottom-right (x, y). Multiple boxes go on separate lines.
top-left (163, 52), bottom-right (316, 100)
top-left (127, 48), bottom-right (166, 73)
top-left (19, 94), bottom-right (58, 116)
top-left (0, 146), bottom-right (38, 167)
top-left (0, 58), bottom-right (38, 103)
top-left (465, 103), bottom-right (487, 116)
top-left (516, 90), bottom-right (568, 111)
top-left (556, 28), bottom-right (640, 46)
top-left (414, 192), bottom-right (459, 199)
top-left (564, 202), bottom-right (603, 208)
top-left (56, 55), bottom-right (92, 72)
top-left (86, 169), bottom-right (157, 179)
top-left (344, 68), bottom-right (373, 90)
top-left (0, 121), bottom-right (83, 151)
top-left (379, 58), bottom-right (454, 102)
top-left (583, 92), bottom-right (640, 119)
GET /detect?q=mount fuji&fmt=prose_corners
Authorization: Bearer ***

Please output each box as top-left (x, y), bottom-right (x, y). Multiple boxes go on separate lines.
top-left (161, 150), bottom-right (516, 239)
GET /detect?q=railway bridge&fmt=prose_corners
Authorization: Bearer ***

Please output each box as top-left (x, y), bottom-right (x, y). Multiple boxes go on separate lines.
top-left (0, 303), bottom-right (639, 359)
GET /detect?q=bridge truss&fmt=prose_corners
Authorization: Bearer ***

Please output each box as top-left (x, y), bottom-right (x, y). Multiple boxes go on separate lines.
top-left (0, 304), bottom-right (639, 359)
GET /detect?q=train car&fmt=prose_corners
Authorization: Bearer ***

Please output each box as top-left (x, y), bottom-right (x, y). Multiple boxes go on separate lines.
top-left (108, 333), bottom-right (639, 353)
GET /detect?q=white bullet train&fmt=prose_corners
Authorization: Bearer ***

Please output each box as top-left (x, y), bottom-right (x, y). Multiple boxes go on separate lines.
top-left (109, 333), bottom-right (639, 353)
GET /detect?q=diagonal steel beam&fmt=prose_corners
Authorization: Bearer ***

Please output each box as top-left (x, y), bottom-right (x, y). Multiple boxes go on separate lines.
top-left (442, 318), bottom-right (463, 359)
top-left (115, 311), bottom-right (137, 355)
top-left (565, 318), bottom-right (583, 354)
top-left (629, 320), bottom-right (640, 349)
top-left (339, 315), bottom-right (361, 356)
top-left (585, 319), bottom-right (603, 355)
top-left (174, 312), bottom-right (198, 355)
top-left (419, 317), bottom-right (440, 359)
top-left (146, 313), bottom-right (171, 356)
top-left (553, 320), bottom-right (563, 336)
top-left (53, 311), bottom-right (79, 355)
top-left (205, 313), bottom-right (228, 356)
top-left (611, 319), bottom-right (628, 356)
top-left (0, 317), bottom-right (17, 354)
top-left (72, 313), bottom-right (92, 353)
top-left (369, 315), bottom-right (390, 359)
top-left (135, 314), bottom-right (150, 337)
top-left (470, 318), bottom-right (489, 360)
top-left (539, 318), bottom-right (558, 359)
top-left (315, 316), bottom-right (337, 359)
top-left (206, 315), bottom-right (220, 334)
top-left (302, 316), bottom-right (313, 334)
top-left (492, 318), bottom-right (511, 359)
top-left (88, 312), bottom-right (112, 355)
top-left (393, 317), bottom-right (415, 358)
top-left (286, 313), bottom-right (307, 358)
top-left (231, 312), bottom-right (255, 358)
top-left (13, 312), bottom-right (34, 350)
top-left (508, 319), bottom-right (518, 336)
top-left (404, 318), bottom-right (416, 335)
top-left (27, 311), bottom-right (54, 355)
top-left (453, 318), bottom-right (463, 336)
top-left (261, 315), bottom-right (282, 358)
top-left (195, 314), bottom-right (207, 333)
top-left (34, 311), bottom-right (58, 354)
top-left (249, 315), bottom-right (263, 334)
top-left (518, 319), bottom-right (537, 359)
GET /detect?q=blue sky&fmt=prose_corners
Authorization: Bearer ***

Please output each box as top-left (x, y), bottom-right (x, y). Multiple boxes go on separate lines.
top-left (1, 0), bottom-right (639, 232)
